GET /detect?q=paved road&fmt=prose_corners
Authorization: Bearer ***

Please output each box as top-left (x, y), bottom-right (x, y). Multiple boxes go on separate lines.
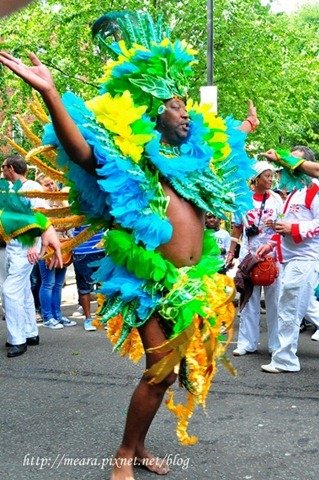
top-left (1, 281), bottom-right (319, 480)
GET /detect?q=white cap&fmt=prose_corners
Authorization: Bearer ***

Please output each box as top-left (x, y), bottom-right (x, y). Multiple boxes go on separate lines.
top-left (251, 160), bottom-right (275, 180)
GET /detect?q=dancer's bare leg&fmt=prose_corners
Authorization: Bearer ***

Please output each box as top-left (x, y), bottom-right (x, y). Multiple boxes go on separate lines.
top-left (110, 316), bottom-right (176, 480)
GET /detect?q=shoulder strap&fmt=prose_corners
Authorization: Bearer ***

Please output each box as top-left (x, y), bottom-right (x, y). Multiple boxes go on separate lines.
top-left (305, 183), bottom-right (319, 210)
top-left (256, 192), bottom-right (268, 227)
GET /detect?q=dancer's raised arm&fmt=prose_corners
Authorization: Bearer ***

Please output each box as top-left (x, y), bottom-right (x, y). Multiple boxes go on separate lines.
top-left (0, 51), bottom-right (96, 174)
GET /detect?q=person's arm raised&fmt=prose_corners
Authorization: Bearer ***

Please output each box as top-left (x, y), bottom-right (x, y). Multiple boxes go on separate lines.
top-left (0, 51), bottom-right (96, 174)
top-left (262, 149), bottom-right (319, 178)
top-left (239, 99), bottom-right (260, 133)
top-left (297, 161), bottom-right (319, 178)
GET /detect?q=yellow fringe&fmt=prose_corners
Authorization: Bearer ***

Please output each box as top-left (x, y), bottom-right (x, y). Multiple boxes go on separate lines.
top-left (6, 136), bottom-right (64, 182)
top-left (15, 114), bottom-right (42, 147)
top-left (152, 274), bottom-right (236, 445)
top-left (5, 137), bottom-right (28, 157)
top-left (166, 390), bottom-right (198, 446)
top-left (29, 91), bottom-right (50, 124)
top-left (25, 146), bottom-right (65, 182)
top-left (49, 215), bottom-right (86, 230)
top-left (105, 315), bottom-right (144, 363)
top-left (36, 206), bottom-right (72, 217)
top-left (42, 223), bottom-right (104, 261)
top-left (23, 191), bottom-right (69, 200)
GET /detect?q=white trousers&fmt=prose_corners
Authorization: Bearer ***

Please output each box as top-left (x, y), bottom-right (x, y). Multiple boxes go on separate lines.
top-left (236, 274), bottom-right (280, 353)
top-left (271, 259), bottom-right (319, 371)
top-left (3, 240), bottom-right (38, 345)
top-left (0, 246), bottom-right (6, 302)
top-left (304, 291), bottom-right (319, 324)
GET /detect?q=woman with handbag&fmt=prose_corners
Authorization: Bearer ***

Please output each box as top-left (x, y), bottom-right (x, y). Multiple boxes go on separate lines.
top-left (37, 175), bottom-right (76, 329)
top-left (227, 161), bottom-right (283, 356)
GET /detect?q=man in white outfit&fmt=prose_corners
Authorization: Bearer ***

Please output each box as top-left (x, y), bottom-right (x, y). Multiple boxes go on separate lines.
top-left (2, 155), bottom-right (47, 357)
top-left (258, 146), bottom-right (319, 373)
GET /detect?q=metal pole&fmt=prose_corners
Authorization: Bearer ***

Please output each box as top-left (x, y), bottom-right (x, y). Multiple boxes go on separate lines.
top-left (200, 0), bottom-right (217, 112)
top-left (207, 0), bottom-right (213, 86)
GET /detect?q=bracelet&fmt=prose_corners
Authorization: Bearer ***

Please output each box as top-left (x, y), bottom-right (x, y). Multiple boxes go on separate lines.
top-left (231, 237), bottom-right (239, 243)
top-left (246, 118), bottom-right (257, 132)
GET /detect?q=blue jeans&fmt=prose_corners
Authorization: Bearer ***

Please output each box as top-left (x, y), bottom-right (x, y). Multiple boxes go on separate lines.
top-left (38, 260), bottom-right (67, 321)
top-left (30, 262), bottom-right (41, 312)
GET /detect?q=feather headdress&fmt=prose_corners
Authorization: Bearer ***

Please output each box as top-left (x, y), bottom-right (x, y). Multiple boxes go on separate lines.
top-left (92, 10), bottom-right (196, 116)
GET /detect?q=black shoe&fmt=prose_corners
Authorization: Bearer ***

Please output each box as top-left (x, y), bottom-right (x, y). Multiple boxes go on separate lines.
top-left (7, 343), bottom-right (27, 358)
top-left (26, 335), bottom-right (39, 346)
top-left (6, 336), bottom-right (39, 348)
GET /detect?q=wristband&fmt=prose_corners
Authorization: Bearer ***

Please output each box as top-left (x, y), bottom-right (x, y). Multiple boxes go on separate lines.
top-left (246, 118), bottom-right (257, 132)
top-left (275, 149), bottom-right (305, 172)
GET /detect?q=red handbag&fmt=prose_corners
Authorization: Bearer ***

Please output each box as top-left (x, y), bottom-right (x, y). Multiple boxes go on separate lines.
top-left (250, 256), bottom-right (279, 286)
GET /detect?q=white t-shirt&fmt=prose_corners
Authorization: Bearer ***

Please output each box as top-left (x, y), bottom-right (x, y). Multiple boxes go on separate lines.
top-left (19, 179), bottom-right (47, 209)
top-left (278, 183), bottom-right (319, 262)
top-left (214, 228), bottom-right (231, 260)
top-left (239, 190), bottom-right (283, 260)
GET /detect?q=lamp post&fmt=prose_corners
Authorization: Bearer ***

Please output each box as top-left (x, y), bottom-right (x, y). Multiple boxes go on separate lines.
top-left (200, 0), bottom-right (217, 112)
top-left (207, 0), bottom-right (214, 86)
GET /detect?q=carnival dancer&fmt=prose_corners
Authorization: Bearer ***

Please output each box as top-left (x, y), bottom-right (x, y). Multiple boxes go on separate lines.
top-left (0, 11), bottom-right (258, 479)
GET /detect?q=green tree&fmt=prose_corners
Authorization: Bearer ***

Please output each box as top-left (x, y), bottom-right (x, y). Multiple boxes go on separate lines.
top-left (0, 0), bottom-right (318, 155)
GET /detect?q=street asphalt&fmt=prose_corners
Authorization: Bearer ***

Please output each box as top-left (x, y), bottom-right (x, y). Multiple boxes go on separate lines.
top-left (1, 274), bottom-right (319, 480)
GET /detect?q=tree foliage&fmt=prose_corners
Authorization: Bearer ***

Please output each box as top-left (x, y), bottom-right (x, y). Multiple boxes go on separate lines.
top-left (0, 0), bottom-right (318, 155)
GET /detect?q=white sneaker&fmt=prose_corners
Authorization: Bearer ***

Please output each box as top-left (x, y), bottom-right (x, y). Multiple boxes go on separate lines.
top-left (233, 347), bottom-right (247, 356)
top-left (311, 329), bottom-right (319, 341)
top-left (261, 363), bottom-right (284, 374)
top-left (72, 306), bottom-right (84, 317)
top-left (43, 318), bottom-right (64, 329)
top-left (59, 316), bottom-right (77, 327)
top-left (84, 319), bottom-right (96, 332)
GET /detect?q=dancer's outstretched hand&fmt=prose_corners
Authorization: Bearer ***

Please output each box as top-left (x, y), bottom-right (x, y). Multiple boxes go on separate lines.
top-left (0, 51), bottom-right (55, 94)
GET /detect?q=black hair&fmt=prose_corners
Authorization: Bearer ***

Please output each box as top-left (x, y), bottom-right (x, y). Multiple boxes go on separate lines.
top-left (4, 155), bottom-right (28, 175)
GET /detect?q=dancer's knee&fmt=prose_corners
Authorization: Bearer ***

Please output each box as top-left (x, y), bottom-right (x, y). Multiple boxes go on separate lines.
top-left (146, 371), bottom-right (177, 392)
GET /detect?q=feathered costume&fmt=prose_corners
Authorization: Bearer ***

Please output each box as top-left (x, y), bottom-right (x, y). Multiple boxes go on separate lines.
top-left (1, 11), bottom-right (258, 444)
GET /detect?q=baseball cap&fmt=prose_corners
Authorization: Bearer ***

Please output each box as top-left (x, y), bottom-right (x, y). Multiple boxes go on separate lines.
top-left (251, 160), bottom-right (275, 180)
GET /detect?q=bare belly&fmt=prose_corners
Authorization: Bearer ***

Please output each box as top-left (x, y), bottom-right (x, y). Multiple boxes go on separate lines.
top-left (157, 183), bottom-right (205, 267)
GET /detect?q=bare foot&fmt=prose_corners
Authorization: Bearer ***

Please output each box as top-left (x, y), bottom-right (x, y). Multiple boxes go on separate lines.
top-left (135, 448), bottom-right (170, 475)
